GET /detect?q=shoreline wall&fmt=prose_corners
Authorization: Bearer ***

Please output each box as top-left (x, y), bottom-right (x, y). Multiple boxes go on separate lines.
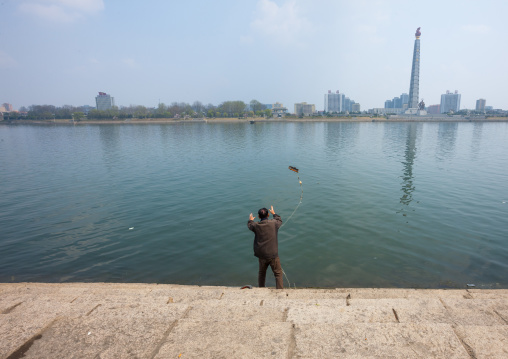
top-left (1, 116), bottom-right (508, 125)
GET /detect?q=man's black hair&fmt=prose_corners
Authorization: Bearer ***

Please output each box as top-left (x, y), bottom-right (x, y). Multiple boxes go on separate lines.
top-left (258, 208), bottom-right (269, 219)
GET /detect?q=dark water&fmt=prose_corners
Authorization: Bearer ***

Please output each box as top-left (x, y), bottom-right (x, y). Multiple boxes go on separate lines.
top-left (1, 122), bottom-right (507, 288)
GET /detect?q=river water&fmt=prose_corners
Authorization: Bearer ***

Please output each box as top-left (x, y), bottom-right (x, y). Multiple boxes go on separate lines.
top-left (1, 121), bottom-right (507, 288)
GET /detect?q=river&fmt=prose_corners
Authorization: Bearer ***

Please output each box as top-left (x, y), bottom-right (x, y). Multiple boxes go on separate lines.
top-left (1, 121), bottom-right (507, 288)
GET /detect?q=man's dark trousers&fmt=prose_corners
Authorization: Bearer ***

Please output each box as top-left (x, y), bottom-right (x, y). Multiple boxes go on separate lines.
top-left (258, 256), bottom-right (283, 289)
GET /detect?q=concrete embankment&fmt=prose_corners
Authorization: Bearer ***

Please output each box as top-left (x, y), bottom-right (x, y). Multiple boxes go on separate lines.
top-left (1, 283), bottom-right (507, 358)
top-left (2, 116), bottom-right (508, 126)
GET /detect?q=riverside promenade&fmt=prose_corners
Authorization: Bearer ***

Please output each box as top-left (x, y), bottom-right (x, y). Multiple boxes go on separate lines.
top-left (1, 283), bottom-right (507, 358)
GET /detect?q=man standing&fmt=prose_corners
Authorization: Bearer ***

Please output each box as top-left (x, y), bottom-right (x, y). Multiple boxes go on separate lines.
top-left (247, 206), bottom-right (283, 289)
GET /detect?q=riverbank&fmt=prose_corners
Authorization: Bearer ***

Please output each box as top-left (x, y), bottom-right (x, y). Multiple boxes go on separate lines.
top-left (2, 116), bottom-right (508, 125)
top-left (1, 282), bottom-right (507, 358)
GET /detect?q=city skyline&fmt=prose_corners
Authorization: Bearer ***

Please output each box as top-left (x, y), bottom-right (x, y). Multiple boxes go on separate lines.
top-left (1, 1), bottom-right (507, 111)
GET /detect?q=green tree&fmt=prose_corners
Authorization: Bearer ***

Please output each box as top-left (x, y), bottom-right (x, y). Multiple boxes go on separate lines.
top-left (192, 101), bottom-right (205, 115)
top-left (87, 109), bottom-right (101, 119)
top-left (134, 106), bottom-right (148, 119)
top-left (72, 112), bottom-right (85, 121)
top-left (218, 101), bottom-right (246, 117)
top-left (250, 99), bottom-right (265, 113)
top-left (264, 109), bottom-right (272, 118)
top-left (156, 103), bottom-right (168, 117)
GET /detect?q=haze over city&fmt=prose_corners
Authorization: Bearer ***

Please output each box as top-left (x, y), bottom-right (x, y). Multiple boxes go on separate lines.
top-left (1, 0), bottom-right (507, 111)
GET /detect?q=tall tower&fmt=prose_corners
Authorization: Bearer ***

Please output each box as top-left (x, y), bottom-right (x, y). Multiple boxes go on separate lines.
top-left (408, 27), bottom-right (421, 109)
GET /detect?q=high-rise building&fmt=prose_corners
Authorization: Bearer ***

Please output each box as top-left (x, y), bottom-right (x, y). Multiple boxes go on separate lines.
top-left (400, 93), bottom-right (409, 108)
top-left (408, 27), bottom-right (421, 109)
top-left (294, 102), bottom-right (315, 116)
top-left (343, 98), bottom-right (351, 112)
top-left (351, 103), bottom-right (361, 112)
top-left (476, 99), bottom-right (486, 112)
top-left (95, 92), bottom-right (115, 111)
top-left (393, 97), bottom-right (402, 108)
top-left (384, 93), bottom-right (408, 110)
top-left (324, 90), bottom-right (357, 113)
top-left (324, 90), bottom-right (342, 113)
top-left (440, 90), bottom-right (461, 113)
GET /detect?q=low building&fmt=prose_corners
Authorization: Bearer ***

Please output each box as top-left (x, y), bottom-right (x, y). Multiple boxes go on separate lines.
top-left (2, 103), bottom-right (13, 112)
top-left (294, 102), bottom-right (315, 116)
top-left (272, 102), bottom-right (287, 118)
top-left (369, 108), bottom-right (406, 115)
top-left (427, 104), bottom-right (440, 114)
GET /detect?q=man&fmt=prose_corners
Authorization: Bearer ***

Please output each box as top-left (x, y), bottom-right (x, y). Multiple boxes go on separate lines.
top-left (247, 205), bottom-right (283, 289)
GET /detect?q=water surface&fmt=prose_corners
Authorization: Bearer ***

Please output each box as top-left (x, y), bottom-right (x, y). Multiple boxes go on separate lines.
top-left (1, 121), bottom-right (507, 288)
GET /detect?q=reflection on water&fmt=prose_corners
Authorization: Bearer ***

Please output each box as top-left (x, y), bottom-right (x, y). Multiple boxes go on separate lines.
top-left (324, 122), bottom-right (360, 155)
top-left (99, 125), bottom-right (121, 172)
top-left (437, 122), bottom-right (458, 159)
top-left (400, 123), bottom-right (418, 207)
top-left (470, 122), bottom-right (483, 159)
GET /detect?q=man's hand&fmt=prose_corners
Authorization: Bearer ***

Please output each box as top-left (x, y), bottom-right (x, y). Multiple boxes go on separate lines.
top-left (269, 206), bottom-right (275, 215)
top-left (249, 213), bottom-right (255, 221)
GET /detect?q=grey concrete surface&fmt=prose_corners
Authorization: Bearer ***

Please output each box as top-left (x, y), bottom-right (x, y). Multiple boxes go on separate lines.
top-left (1, 283), bottom-right (507, 358)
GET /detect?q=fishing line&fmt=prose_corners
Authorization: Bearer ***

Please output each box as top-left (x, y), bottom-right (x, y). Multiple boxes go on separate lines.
top-left (280, 166), bottom-right (303, 229)
top-left (280, 166), bottom-right (303, 289)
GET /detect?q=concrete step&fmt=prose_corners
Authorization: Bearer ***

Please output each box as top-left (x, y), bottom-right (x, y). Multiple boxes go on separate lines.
top-left (2, 283), bottom-right (508, 359)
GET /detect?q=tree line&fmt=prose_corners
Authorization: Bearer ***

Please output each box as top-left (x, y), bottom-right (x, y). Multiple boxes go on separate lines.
top-left (6, 100), bottom-right (272, 120)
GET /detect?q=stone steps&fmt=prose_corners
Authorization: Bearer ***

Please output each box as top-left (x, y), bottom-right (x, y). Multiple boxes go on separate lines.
top-left (1, 283), bottom-right (508, 358)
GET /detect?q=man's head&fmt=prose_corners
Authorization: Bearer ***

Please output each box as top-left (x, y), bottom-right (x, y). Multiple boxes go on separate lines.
top-left (258, 208), bottom-right (269, 219)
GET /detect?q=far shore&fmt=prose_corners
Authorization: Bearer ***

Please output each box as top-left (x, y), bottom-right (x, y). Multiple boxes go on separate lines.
top-left (2, 116), bottom-right (508, 125)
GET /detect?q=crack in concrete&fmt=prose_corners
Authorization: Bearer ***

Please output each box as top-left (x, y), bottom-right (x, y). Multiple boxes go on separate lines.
top-left (438, 297), bottom-right (450, 310)
top-left (286, 324), bottom-right (297, 359)
top-left (392, 308), bottom-right (400, 323)
top-left (86, 304), bottom-right (102, 316)
top-left (149, 306), bottom-right (192, 359)
top-left (6, 319), bottom-right (58, 359)
top-left (282, 307), bottom-right (289, 322)
top-left (1, 302), bottom-right (23, 314)
top-left (493, 309), bottom-right (508, 325)
top-left (452, 326), bottom-right (477, 359)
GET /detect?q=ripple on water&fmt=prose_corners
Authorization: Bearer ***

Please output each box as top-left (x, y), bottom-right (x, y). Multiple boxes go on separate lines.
top-left (1, 122), bottom-right (508, 287)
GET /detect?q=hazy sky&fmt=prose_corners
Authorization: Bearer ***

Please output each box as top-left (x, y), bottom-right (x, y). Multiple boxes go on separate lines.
top-left (1, 0), bottom-right (507, 111)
